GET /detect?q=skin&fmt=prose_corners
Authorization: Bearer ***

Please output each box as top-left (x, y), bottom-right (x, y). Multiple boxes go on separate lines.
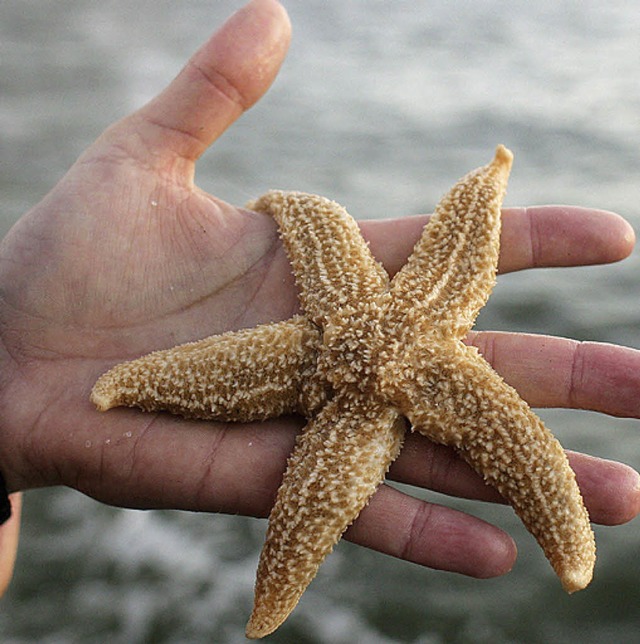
top-left (0, 0), bottom-right (638, 591)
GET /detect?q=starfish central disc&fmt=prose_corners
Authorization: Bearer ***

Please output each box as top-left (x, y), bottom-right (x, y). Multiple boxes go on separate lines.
top-left (318, 297), bottom-right (391, 394)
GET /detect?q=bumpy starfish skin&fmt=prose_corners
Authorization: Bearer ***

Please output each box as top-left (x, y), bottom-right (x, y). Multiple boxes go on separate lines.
top-left (91, 146), bottom-right (596, 639)
top-left (92, 316), bottom-right (326, 420)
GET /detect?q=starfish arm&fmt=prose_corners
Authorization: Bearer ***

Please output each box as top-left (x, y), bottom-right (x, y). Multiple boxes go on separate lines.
top-left (91, 316), bottom-right (325, 421)
top-left (384, 340), bottom-right (595, 593)
top-left (248, 191), bottom-right (389, 326)
top-left (389, 145), bottom-right (512, 338)
top-left (245, 395), bottom-right (405, 639)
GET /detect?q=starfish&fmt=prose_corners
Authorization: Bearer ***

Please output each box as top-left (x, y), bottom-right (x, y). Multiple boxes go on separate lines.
top-left (91, 146), bottom-right (596, 639)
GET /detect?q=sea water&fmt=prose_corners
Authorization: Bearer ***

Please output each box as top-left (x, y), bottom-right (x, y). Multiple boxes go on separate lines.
top-left (1, 1), bottom-right (639, 642)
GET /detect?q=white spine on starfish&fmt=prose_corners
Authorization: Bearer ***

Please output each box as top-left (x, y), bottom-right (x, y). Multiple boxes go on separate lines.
top-left (90, 316), bottom-right (325, 421)
top-left (245, 394), bottom-right (405, 639)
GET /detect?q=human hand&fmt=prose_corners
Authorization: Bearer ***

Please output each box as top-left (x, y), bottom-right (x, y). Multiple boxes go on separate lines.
top-left (0, 0), bottom-right (638, 585)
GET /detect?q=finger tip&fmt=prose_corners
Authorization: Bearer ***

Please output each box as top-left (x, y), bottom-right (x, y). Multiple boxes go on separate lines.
top-left (593, 208), bottom-right (635, 262)
top-left (475, 530), bottom-right (518, 579)
top-left (570, 452), bottom-right (640, 526)
top-left (254, 0), bottom-right (291, 28)
top-left (618, 216), bottom-right (636, 259)
top-left (242, 0), bottom-right (292, 47)
top-left (434, 512), bottom-right (518, 579)
top-left (218, 0), bottom-right (292, 102)
top-left (594, 208), bottom-right (636, 261)
top-left (623, 465), bottom-right (640, 523)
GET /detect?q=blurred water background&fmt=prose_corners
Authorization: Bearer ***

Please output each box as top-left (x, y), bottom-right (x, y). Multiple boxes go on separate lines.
top-left (1, 1), bottom-right (639, 642)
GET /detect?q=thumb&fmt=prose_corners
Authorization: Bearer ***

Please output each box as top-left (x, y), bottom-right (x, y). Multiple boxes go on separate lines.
top-left (104, 0), bottom-right (291, 166)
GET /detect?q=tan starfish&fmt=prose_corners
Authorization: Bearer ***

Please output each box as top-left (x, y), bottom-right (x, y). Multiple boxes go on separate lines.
top-left (91, 145), bottom-right (596, 639)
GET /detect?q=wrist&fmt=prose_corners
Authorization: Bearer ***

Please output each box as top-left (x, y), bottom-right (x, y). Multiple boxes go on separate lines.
top-left (0, 491), bottom-right (22, 597)
top-left (0, 471), bottom-right (11, 524)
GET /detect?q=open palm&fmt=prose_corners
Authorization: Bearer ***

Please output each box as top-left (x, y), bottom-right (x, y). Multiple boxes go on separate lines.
top-left (0, 0), bottom-right (638, 586)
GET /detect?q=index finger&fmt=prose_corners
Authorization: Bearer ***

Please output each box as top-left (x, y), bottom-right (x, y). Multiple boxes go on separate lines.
top-left (362, 206), bottom-right (635, 277)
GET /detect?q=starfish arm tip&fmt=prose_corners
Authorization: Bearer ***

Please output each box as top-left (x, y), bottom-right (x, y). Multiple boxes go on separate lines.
top-left (560, 566), bottom-right (594, 594)
top-left (245, 614), bottom-right (281, 640)
top-left (495, 144), bottom-right (514, 167)
top-left (89, 380), bottom-right (116, 412)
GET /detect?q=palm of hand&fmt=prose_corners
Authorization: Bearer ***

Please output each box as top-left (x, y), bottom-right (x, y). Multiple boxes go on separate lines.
top-left (0, 128), bottom-right (302, 499)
